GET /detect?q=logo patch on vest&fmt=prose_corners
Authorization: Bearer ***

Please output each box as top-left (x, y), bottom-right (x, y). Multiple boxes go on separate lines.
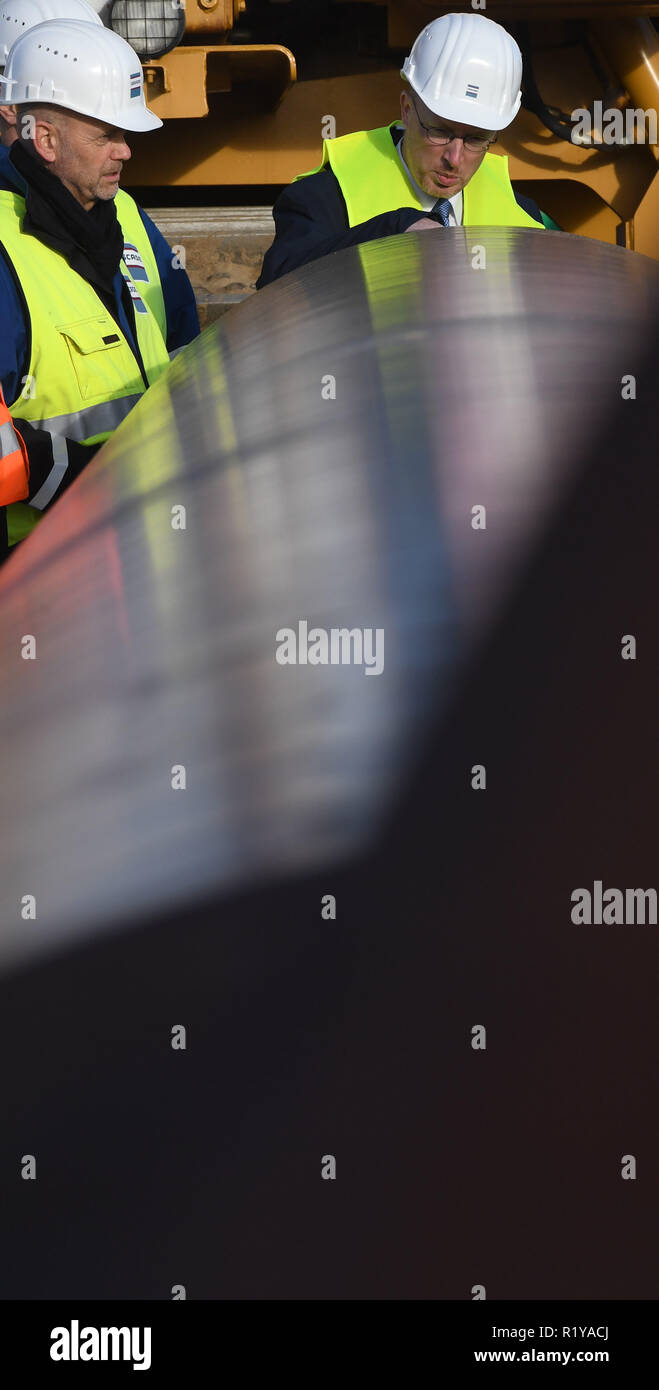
top-left (123, 244), bottom-right (149, 282)
top-left (123, 275), bottom-right (148, 314)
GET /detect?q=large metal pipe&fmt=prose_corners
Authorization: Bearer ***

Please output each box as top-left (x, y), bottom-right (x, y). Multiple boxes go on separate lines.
top-left (0, 226), bottom-right (657, 971)
top-left (1, 229), bottom-right (658, 1299)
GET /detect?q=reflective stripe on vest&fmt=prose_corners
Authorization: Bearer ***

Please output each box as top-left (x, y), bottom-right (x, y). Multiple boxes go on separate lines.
top-left (294, 123), bottom-right (545, 231)
top-left (21, 395), bottom-right (144, 445)
top-left (27, 434), bottom-right (69, 512)
top-left (0, 186), bottom-right (170, 548)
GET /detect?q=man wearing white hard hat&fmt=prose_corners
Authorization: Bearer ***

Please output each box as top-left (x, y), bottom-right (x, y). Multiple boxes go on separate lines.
top-left (258, 11), bottom-right (559, 287)
top-left (0, 0), bottom-right (104, 143)
top-left (0, 15), bottom-right (199, 560)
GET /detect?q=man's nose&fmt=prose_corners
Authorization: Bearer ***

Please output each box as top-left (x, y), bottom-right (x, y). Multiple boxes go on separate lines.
top-left (114, 139), bottom-right (131, 162)
top-left (442, 138), bottom-right (463, 164)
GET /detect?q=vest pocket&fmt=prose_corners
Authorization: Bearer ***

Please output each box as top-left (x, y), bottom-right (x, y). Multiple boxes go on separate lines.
top-left (57, 316), bottom-right (125, 402)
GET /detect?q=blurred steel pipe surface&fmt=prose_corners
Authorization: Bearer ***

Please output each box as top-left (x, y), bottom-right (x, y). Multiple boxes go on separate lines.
top-left (0, 227), bottom-right (657, 970)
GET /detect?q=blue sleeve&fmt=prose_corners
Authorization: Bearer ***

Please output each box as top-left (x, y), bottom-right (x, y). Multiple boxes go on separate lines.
top-left (0, 251), bottom-right (29, 405)
top-left (138, 207), bottom-right (200, 352)
top-left (256, 168), bottom-right (424, 288)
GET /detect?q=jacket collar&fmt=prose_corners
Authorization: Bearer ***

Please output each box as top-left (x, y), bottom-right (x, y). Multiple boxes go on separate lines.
top-left (0, 141), bottom-right (26, 196)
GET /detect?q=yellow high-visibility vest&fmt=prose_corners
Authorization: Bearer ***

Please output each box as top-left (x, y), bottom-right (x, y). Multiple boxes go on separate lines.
top-left (0, 187), bottom-right (170, 547)
top-left (295, 123), bottom-right (545, 230)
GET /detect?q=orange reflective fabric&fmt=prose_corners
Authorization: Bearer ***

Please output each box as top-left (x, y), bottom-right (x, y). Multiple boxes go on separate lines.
top-left (0, 384), bottom-right (29, 504)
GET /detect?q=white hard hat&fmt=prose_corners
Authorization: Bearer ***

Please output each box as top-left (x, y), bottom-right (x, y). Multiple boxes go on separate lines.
top-left (0, 18), bottom-right (162, 131)
top-left (401, 12), bottom-right (523, 132)
top-left (0, 0), bottom-right (103, 70)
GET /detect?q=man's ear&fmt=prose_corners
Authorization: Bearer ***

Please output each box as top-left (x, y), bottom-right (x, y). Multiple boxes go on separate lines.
top-left (29, 114), bottom-right (58, 163)
top-left (0, 104), bottom-right (17, 127)
top-left (400, 89), bottom-right (411, 127)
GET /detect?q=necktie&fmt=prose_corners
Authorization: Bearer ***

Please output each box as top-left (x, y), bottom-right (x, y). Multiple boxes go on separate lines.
top-left (431, 198), bottom-right (452, 227)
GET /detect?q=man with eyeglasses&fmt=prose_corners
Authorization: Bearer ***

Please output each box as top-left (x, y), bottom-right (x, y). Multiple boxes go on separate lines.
top-left (257, 11), bottom-right (559, 288)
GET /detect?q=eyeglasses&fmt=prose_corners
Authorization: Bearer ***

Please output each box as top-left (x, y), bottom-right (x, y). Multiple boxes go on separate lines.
top-left (410, 94), bottom-right (496, 153)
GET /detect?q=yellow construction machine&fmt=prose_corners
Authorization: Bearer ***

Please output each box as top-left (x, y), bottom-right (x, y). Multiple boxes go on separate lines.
top-left (92, 1), bottom-right (659, 260)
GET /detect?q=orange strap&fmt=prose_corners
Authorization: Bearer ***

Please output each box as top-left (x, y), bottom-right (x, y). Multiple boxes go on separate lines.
top-left (0, 385), bottom-right (30, 505)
